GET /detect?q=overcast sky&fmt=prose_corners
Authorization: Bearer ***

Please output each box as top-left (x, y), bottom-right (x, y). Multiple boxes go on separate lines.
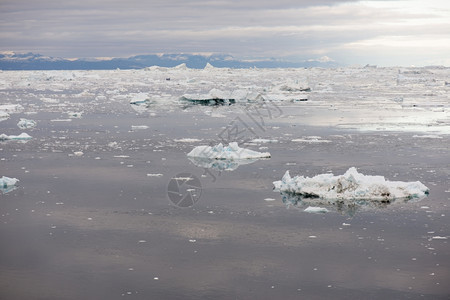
top-left (1, 0), bottom-right (449, 66)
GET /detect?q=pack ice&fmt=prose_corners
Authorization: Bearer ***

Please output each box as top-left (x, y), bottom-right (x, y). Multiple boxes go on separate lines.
top-left (273, 167), bottom-right (429, 201)
top-left (187, 142), bottom-right (271, 160)
top-left (0, 176), bottom-right (19, 194)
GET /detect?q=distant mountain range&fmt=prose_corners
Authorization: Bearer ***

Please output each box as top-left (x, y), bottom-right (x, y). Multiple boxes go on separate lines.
top-left (0, 52), bottom-right (340, 70)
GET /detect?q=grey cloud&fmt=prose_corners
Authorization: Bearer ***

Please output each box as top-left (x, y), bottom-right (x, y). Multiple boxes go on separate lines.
top-left (1, 0), bottom-right (449, 66)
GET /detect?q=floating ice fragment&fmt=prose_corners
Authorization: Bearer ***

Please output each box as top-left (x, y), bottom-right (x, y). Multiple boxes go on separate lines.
top-left (304, 206), bottom-right (329, 213)
top-left (73, 151), bottom-right (84, 156)
top-left (174, 138), bottom-right (202, 143)
top-left (0, 176), bottom-right (19, 194)
top-left (67, 111), bottom-right (83, 118)
top-left (0, 133), bottom-right (32, 140)
top-left (431, 236), bottom-right (447, 240)
top-left (187, 142), bottom-right (270, 160)
top-left (17, 118), bottom-right (37, 129)
top-left (264, 198), bottom-right (276, 201)
top-left (131, 125), bottom-right (149, 130)
top-left (292, 136), bottom-right (331, 143)
top-left (51, 119), bottom-right (72, 122)
top-left (147, 173), bottom-right (163, 177)
top-left (250, 138), bottom-right (278, 143)
top-left (0, 111), bottom-right (10, 122)
top-left (274, 167), bottom-right (429, 201)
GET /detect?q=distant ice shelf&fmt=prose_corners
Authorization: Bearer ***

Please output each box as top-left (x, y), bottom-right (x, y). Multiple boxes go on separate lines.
top-left (274, 167), bottom-right (429, 201)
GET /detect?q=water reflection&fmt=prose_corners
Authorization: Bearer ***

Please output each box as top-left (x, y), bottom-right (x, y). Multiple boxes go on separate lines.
top-left (188, 157), bottom-right (262, 172)
top-left (278, 191), bottom-right (425, 216)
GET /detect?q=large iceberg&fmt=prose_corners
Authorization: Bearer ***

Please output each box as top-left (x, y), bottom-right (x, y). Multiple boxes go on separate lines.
top-left (1, 176), bottom-right (19, 194)
top-left (273, 167), bottom-right (429, 201)
top-left (187, 142), bottom-right (271, 160)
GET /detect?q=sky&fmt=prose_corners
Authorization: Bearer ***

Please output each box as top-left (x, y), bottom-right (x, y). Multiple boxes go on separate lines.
top-left (1, 0), bottom-right (450, 66)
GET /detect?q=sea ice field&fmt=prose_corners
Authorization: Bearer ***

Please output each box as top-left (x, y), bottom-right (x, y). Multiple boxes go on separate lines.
top-left (1, 65), bottom-right (449, 299)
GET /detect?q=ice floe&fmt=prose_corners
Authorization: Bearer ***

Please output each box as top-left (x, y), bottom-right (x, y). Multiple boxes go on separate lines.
top-left (0, 133), bottom-right (32, 141)
top-left (0, 176), bottom-right (19, 194)
top-left (274, 167), bottom-right (429, 201)
top-left (187, 142), bottom-right (271, 160)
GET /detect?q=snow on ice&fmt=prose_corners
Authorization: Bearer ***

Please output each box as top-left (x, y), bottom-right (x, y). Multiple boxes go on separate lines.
top-left (274, 167), bottom-right (429, 201)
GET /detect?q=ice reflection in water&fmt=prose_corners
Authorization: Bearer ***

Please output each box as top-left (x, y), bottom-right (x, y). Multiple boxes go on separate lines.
top-left (188, 157), bottom-right (262, 172)
top-left (278, 191), bottom-right (426, 216)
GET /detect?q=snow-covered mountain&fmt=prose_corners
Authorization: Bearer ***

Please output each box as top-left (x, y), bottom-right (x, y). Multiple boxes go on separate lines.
top-left (0, 52), bottom-right (339, 70)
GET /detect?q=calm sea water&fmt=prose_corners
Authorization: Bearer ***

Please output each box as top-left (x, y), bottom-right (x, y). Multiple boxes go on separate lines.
top-left (1, 104), bottom-right (449, 299)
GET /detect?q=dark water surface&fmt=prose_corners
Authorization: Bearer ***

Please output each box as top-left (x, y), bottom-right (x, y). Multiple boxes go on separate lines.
top-left (1, 106), bottom-right (449, 299)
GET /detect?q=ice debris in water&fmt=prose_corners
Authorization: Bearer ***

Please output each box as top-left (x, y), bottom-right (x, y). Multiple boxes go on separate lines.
top-left (273, 167), bottom-right (429, 201)
top-left (17, 118), bottom-right (37, 129)
top-left (187, 142), bottom-right (271, 160)
top-left (0, 133), bottom-right (32, 140)
top-left (1, 176), bottom-right (19, 194)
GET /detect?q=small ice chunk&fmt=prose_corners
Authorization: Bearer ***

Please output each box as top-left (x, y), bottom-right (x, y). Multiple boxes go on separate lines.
top-left (304, 206), bottom-right (329, 213)
top-left (174, 138), bottom-right (202, 143)
top-left (431, 236), bottom-right (447, 240)
top-left (187, 142), bottom-right (270, 160)
top-left (67, 111), bottom-right (83, 118)
top-left (292, 136), bottom-right (331, 143)
top-left (264, 198), bottom-right (276, 201)
top-left (17, 118), bottom-right (37, 129)
top-left (1, 176), bottom-right (19, 194)
top-left (147, 173), bottom-right (163, 177)
top-left (131, 125), bottom-right (149, 130)
top-left (251, 138), bottom-right (278, 143)
top-left (73, 151), bottom-right (84, 156)
top-left (0, 111), bottom-right (9, 122)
